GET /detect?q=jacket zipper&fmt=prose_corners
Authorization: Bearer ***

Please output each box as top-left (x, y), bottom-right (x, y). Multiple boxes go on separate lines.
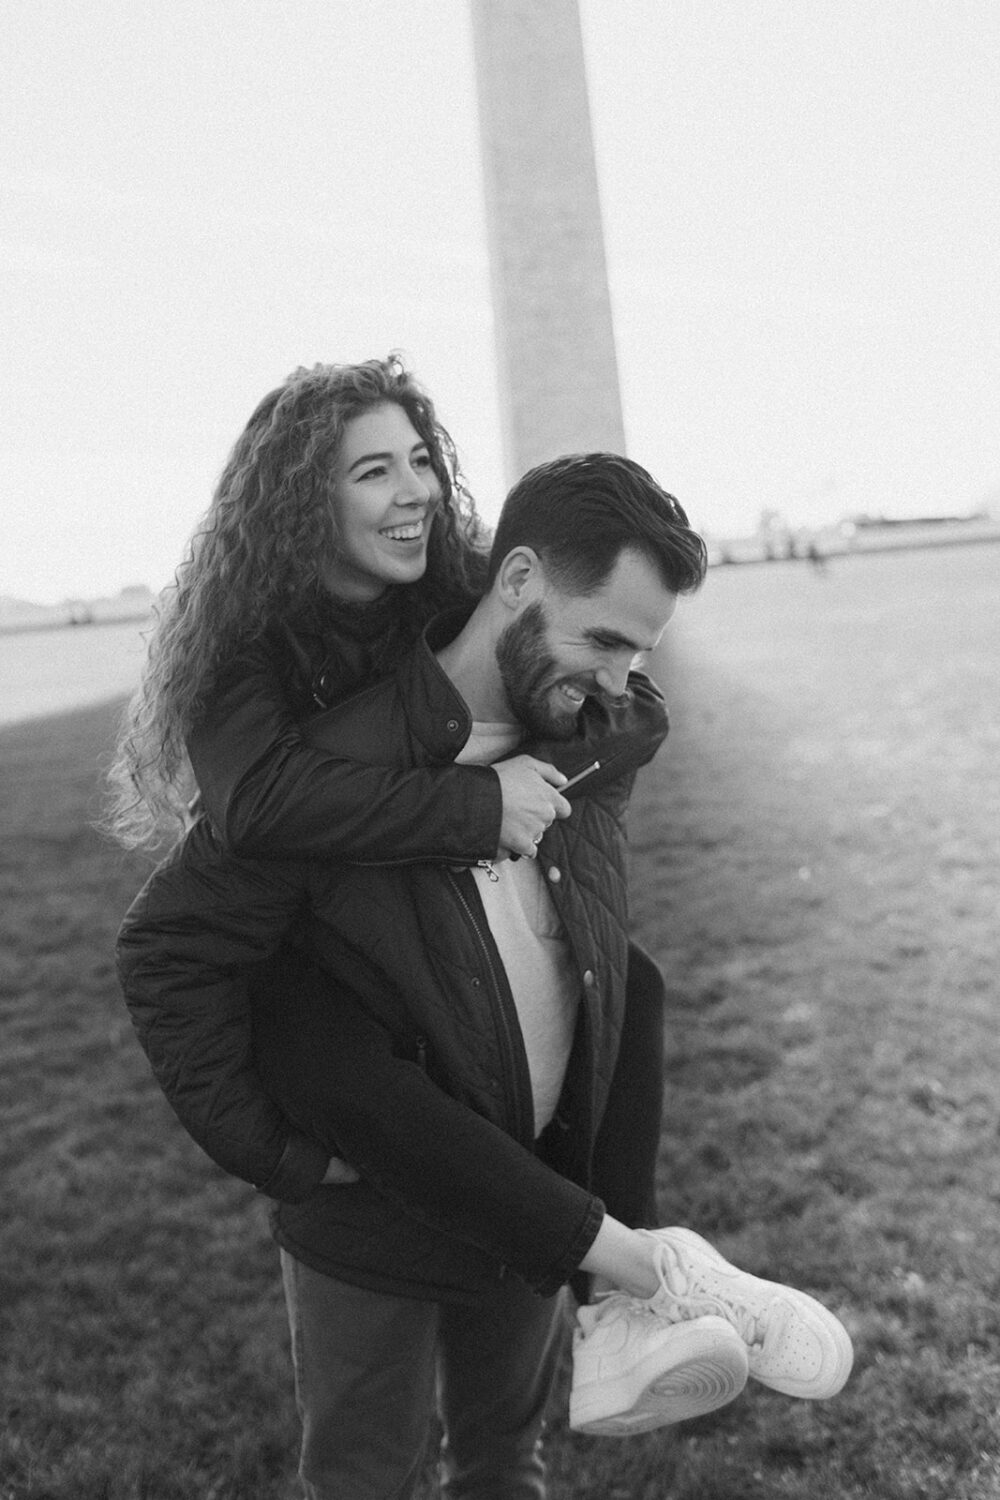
top-left (445, 868), bottom-right (535, 1147)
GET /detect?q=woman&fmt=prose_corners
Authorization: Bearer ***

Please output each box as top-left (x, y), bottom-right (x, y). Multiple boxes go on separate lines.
top-left (108, 355), bottom-right (663, 1230)
top-left (111, 357), bottom-right (495, 851)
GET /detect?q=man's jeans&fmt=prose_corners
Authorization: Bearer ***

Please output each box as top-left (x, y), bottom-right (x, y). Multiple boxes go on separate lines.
top-left (280, 1251), bottom-right (568, 1500)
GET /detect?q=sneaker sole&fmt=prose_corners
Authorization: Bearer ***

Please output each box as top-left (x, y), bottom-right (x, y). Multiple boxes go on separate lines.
top-left (661, 1228), bottom-right (854, 1400)
top-left (570, 1316), bottom-right (748, 1437)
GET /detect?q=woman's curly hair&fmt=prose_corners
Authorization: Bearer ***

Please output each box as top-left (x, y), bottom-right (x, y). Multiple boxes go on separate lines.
top-left (105, 355), bottom-right (489, 850)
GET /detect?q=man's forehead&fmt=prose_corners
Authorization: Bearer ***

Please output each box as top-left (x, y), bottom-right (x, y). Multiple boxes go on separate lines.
top-left (553, 551), bottom-right (677, 643)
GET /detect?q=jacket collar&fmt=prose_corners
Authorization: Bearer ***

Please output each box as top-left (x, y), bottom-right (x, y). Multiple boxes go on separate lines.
top-left (392, 606), bottom-right (482, 762)
top-left (385, 605), bottom-right (667, 784)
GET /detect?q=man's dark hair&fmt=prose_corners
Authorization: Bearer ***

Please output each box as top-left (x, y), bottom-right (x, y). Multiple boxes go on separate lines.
top-left (486, 453), bottom-right (708, 596)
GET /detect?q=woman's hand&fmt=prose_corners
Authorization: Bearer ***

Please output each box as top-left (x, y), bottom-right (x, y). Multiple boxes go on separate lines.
top-left (493, 756), bottom-right (571, 859)
top-left (322, 1155), bottom-right (361, 1185)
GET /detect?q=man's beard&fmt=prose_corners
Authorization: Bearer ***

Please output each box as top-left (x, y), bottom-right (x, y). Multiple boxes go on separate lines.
top-left (495, 602), bottom-right (583, 742)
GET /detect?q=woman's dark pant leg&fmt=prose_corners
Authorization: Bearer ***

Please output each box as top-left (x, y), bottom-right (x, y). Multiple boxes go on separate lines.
top-left (590, 940), bottom-right (666, 1229)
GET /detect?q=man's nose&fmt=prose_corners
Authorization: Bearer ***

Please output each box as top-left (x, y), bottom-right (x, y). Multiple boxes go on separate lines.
top-left (594, 658), bottom-right (632, 699)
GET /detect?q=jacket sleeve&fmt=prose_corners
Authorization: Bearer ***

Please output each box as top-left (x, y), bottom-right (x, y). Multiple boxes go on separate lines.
top-left (187, 645), bottom-right (502, 862)
top-left (117, 823), bottom-right (605, 1289)
top-left (116, 820), bottom-right (330, 1202)
top-left (259, 975), bottom-right (604, 1294)
top-left (529, 669), bottom-right (669, 800)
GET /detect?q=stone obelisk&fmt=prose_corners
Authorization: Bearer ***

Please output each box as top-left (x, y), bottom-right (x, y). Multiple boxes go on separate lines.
top-left (469, 0), bottom-right (626, 484)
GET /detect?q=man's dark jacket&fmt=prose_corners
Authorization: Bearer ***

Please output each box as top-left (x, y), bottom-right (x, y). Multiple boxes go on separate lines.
top-left (117, 611), bottom-right (668, 1303)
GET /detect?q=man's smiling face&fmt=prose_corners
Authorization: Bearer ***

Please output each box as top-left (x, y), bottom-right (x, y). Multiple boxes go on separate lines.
top-left (495, 547), bottom-right (678, 739)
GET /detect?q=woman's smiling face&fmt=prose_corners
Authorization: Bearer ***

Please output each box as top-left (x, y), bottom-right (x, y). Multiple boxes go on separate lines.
top-left (323, 403), bottom-right (443, 601)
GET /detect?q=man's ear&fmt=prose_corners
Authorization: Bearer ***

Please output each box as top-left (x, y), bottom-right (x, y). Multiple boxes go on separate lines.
top-left (495, 546), bottom-right (544, 609)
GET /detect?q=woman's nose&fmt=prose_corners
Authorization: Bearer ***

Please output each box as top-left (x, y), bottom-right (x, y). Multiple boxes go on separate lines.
top-left (398, 466), bottom-right (436, 505)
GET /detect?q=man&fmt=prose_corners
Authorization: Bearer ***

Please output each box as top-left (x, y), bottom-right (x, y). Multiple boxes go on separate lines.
top-left (118, 455), bottom-right (850, 1497)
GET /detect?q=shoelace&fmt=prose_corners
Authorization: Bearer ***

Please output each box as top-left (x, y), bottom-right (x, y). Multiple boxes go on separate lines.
top-left (650, 1241), bottom-right (768, 1351)
top-left (585, 1289), bottom-right (663, 1325)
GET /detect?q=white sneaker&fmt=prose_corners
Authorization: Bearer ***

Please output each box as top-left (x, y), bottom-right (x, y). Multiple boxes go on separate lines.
top-left (570, 1302), bottom-right (749, 1437)
top-left (641, 1227), bottom-right (854, 1400)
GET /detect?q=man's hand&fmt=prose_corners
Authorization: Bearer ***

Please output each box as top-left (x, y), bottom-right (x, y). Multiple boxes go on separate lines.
top-left (322, 1155), bottom-right (360, 1185)
top-left (493, 755), bottom-right (571, 859)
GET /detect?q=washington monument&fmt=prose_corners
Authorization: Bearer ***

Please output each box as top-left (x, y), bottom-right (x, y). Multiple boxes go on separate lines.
top-left (470, 0), bottom-right (627, 482)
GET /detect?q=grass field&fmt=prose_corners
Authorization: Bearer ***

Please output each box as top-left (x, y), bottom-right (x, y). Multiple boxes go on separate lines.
top-left (2, 543), bottom-right (998, 1498)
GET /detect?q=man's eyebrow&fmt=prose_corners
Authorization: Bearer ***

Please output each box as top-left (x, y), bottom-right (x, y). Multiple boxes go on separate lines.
top-left (583, 626), bottom-right (648, 653)
top-left (347, 442), bottom-right (429, 475)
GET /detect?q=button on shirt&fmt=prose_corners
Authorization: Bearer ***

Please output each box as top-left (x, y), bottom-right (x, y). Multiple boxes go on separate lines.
top-left (456, 723), bottom-right (580, 1137)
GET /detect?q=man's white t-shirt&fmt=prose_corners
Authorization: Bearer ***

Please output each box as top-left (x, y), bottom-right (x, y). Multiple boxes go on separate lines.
top-left (456, 723), bottom-right (581, 1137)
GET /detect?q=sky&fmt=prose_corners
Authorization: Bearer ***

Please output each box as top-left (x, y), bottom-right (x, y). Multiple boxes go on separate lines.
top-left (3, 0), bottom-right (998, 604)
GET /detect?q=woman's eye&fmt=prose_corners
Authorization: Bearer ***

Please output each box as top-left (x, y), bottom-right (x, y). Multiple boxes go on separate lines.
top-left (358, 465), bottom-right (386, 481)
top-left (413, 452), bottom-right (432, 470)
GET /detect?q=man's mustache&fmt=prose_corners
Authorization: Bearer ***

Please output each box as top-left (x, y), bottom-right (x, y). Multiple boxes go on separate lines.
top-left (583, 685), bottom-right (632, 711)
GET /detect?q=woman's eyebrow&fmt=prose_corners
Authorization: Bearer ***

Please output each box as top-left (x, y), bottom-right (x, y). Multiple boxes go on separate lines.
top-left (347, 443), bottom-right (429, 475)
top-left (347, 450), bottom-right (391, 473)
